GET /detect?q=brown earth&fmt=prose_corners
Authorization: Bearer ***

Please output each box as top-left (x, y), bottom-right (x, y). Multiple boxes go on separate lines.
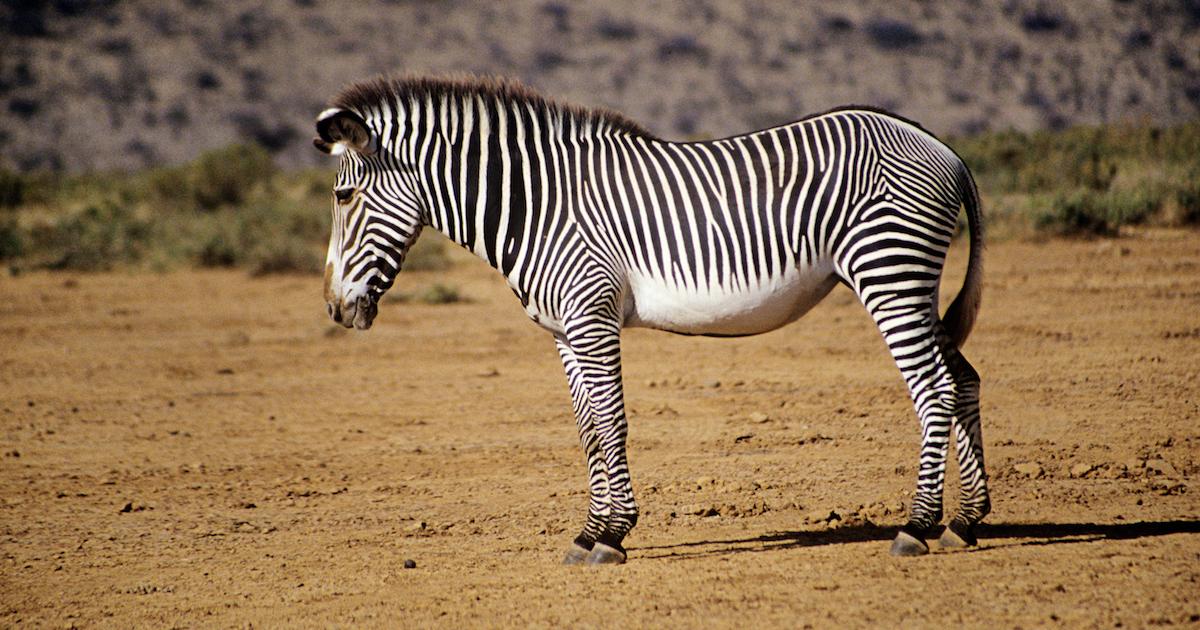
top-left (2, 231), bottom-right (1199, 627)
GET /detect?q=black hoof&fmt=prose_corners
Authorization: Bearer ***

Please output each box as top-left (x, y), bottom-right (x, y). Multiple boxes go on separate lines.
top-left (890, 530), bottom-right (929, 556)
top-left (585, 542), bottom-right (627, 565)
top-left (563, 541), bottom-right (592, 565)
top-left (938, 519), bottom-right (978, 550)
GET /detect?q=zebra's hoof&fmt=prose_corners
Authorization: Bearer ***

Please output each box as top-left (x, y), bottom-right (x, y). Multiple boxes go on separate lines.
top-left (938, 520), bottom-right (978, 550)
top-left (889, 530), bottom-right (929, 557)
top-left (563, 542), bottom-right (592, 565)
top-left (584, 542), bottom-right (627, 565)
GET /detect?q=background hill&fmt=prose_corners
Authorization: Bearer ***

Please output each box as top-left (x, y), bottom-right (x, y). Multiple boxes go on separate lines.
top-left (2, 0), bottom-right (1199, 173)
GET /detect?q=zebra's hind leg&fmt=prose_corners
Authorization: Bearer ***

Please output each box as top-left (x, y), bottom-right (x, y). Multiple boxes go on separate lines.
top-left (939, 344), bottom-right (990, 550)
top-left (852, 289), bottom-right (956, 556)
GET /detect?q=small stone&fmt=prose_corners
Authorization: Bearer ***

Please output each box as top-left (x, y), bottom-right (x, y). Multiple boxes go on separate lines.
top-left (403, 559), bottom-right (417, 569)
top-left (704, 380), bottom-right (721, 389)
top-left (1013, 462), bottom-right (1043, 478)
top-left (405, 521), bottom-right (427, 532)
top-left (1069, 463), bottom-right (1095, 478)
top-left (1123, 458), bottom-right (1146, 476)
top-left (747, 412), bottom-right (770, 424)
top-left (806, 509), bottom-right (837, 524)
top-left (119, 502), bottom-right (133, 513)
top-left (695, 476), bottom-right (715, 489)
top-left (1146, 459), bottom-right (1178, 477)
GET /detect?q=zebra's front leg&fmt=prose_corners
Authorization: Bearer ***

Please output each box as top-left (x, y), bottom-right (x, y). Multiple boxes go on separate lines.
top-left (557, 318), bottom-right (637, 565)
top-left (555, 337), bottom-right (612, 564)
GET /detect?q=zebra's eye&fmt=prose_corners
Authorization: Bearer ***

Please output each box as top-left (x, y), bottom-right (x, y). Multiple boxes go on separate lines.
top-left (334, 187), bottom-right (355, 203)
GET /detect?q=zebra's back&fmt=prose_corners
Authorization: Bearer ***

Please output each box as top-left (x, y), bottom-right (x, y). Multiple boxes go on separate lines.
top-left (588, 109), bottom-right (966, 336)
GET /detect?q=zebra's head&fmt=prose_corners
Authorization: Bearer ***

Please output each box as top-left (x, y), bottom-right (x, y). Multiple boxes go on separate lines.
top-left (313, 107), bottom-right (424, 330)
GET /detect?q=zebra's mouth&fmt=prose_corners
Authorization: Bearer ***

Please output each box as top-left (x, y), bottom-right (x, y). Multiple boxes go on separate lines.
top-left (351, 295), bottom-right (378, 330)
top-left (330, 294), bottom-right (379, 330)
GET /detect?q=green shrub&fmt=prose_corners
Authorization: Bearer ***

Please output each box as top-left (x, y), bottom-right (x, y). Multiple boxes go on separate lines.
top-left (249, 237), bottom-right (322, 275)
top-left (1177, 178), bottom-right (1200, 225)
top-left (0, 215), bottom-right (23, 259)
top-left (190, 144), bottom-right (276, 210)
top-left (37, 201), bottom-right (151, 270)
top-left (1037, 187), bottom-right (1163, 237)
top-left (404, 234), bottom-right (450, 271)
top-left (416, 283), bottom-right (464, 304)
top-left (0, 169), bottom-right (25, 209)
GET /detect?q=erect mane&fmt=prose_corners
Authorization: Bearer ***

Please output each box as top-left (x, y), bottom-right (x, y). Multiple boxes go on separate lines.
top-left (330, 74), bottom-right (655, 139)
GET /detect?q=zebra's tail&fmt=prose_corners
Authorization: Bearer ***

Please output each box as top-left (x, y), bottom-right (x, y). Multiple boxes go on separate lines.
top-left (943, 163), bottom-right (984, 349)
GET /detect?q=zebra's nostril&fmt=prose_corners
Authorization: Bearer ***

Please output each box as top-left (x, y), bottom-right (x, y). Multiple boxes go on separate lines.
top-left (326, 303), bottom-right (334, 319)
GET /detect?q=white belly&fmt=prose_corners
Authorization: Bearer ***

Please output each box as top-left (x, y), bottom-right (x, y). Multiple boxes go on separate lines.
top-left (623, 264), bottom-right (838, 336)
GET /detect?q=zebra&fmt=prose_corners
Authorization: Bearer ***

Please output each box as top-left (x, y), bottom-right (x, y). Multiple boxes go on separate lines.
top-left (313, 75), bottom-right (989, 564)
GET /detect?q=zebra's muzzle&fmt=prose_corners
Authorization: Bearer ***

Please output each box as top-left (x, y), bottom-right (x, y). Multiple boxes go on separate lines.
top-left (329, 294), bottom-right (378, 330)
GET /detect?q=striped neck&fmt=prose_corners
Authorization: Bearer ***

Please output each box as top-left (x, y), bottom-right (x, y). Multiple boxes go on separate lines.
top-left (366, 91), bottom-right (641, 277)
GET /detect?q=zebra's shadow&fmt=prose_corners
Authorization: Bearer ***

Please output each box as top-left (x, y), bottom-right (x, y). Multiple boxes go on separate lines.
top-left (631, 519), bottom-right (1200, 560)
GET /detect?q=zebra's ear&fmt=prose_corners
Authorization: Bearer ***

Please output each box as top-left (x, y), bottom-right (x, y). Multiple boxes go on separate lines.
top-left (314, 108), bottom-right (377, 156)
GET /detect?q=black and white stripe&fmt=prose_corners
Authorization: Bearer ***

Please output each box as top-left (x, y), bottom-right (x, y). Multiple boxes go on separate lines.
top-left (314, 76), bottom-right (989, 562)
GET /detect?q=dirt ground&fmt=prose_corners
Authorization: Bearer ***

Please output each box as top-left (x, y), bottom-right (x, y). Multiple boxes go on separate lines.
top-left (2, 230), bottom-right (1198, 627)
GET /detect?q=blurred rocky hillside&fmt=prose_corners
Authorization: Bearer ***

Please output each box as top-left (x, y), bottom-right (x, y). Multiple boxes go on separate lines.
top-left (2, 0), bottom-right (1198, 172)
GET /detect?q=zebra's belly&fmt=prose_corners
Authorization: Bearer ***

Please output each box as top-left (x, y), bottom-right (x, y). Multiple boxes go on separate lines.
top-left (623, 265), bottom-right (839, 336)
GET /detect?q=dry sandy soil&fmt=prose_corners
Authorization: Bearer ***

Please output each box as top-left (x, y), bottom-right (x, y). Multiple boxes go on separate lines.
top-left (2, 231), bottom-right (1199, 627)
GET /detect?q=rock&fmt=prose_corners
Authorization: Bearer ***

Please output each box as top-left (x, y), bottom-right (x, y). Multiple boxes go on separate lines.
top-left (1123, 458), bottom-right (1146, 477)
top-left (1146, 459), bottom-right (1179, 477)
top-left (806, 509), bottom-right (839, 524)
top-left (695, 476), bottom-right (716, 489)
top-left (403, 559), bottom-right (417, 569)
top-left (747, 412), bottom-right (770, 424)
top-left (1013, 462), bottom-right (1043, 478)
top-left (704, 379), bottom-right (721, 389)
top-left (686, 504), bottom-right (720, 517)
top-left (1069, 463), bottom-right (1095, 478)
top-left (405, 520), bottom-right (427, 533)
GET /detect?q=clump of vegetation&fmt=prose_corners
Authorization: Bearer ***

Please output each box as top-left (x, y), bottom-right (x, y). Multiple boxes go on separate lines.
top-left (404, 236), bottom-right (451, 271)
top-left (953, 121), bottom-right (1200, 236)
top-left (382, 281), bottom-right (466, 306)
top-left (0, 143), bottom-right (448, 274)
top-left (2, 121), bottom-right (1198, 275)
top-left (417, 283), bottom-right (464, 304)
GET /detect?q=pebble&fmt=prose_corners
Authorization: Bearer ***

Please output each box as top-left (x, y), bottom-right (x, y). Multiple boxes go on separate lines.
top-left (1145, 459), bottom-right (1178, 477)
top-left (1013, 462), bottom-right (1043, 478)
top-left (405, 520), bottom-right (427, 532)
top-left (806, 509), bottom-right (839, 524)
top-left (403, 559), bottom-right (417, 569)
top-left (1069, 463), bottom-right (1095, 478)
top-left (747, 412), bottom-right (770, 424)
